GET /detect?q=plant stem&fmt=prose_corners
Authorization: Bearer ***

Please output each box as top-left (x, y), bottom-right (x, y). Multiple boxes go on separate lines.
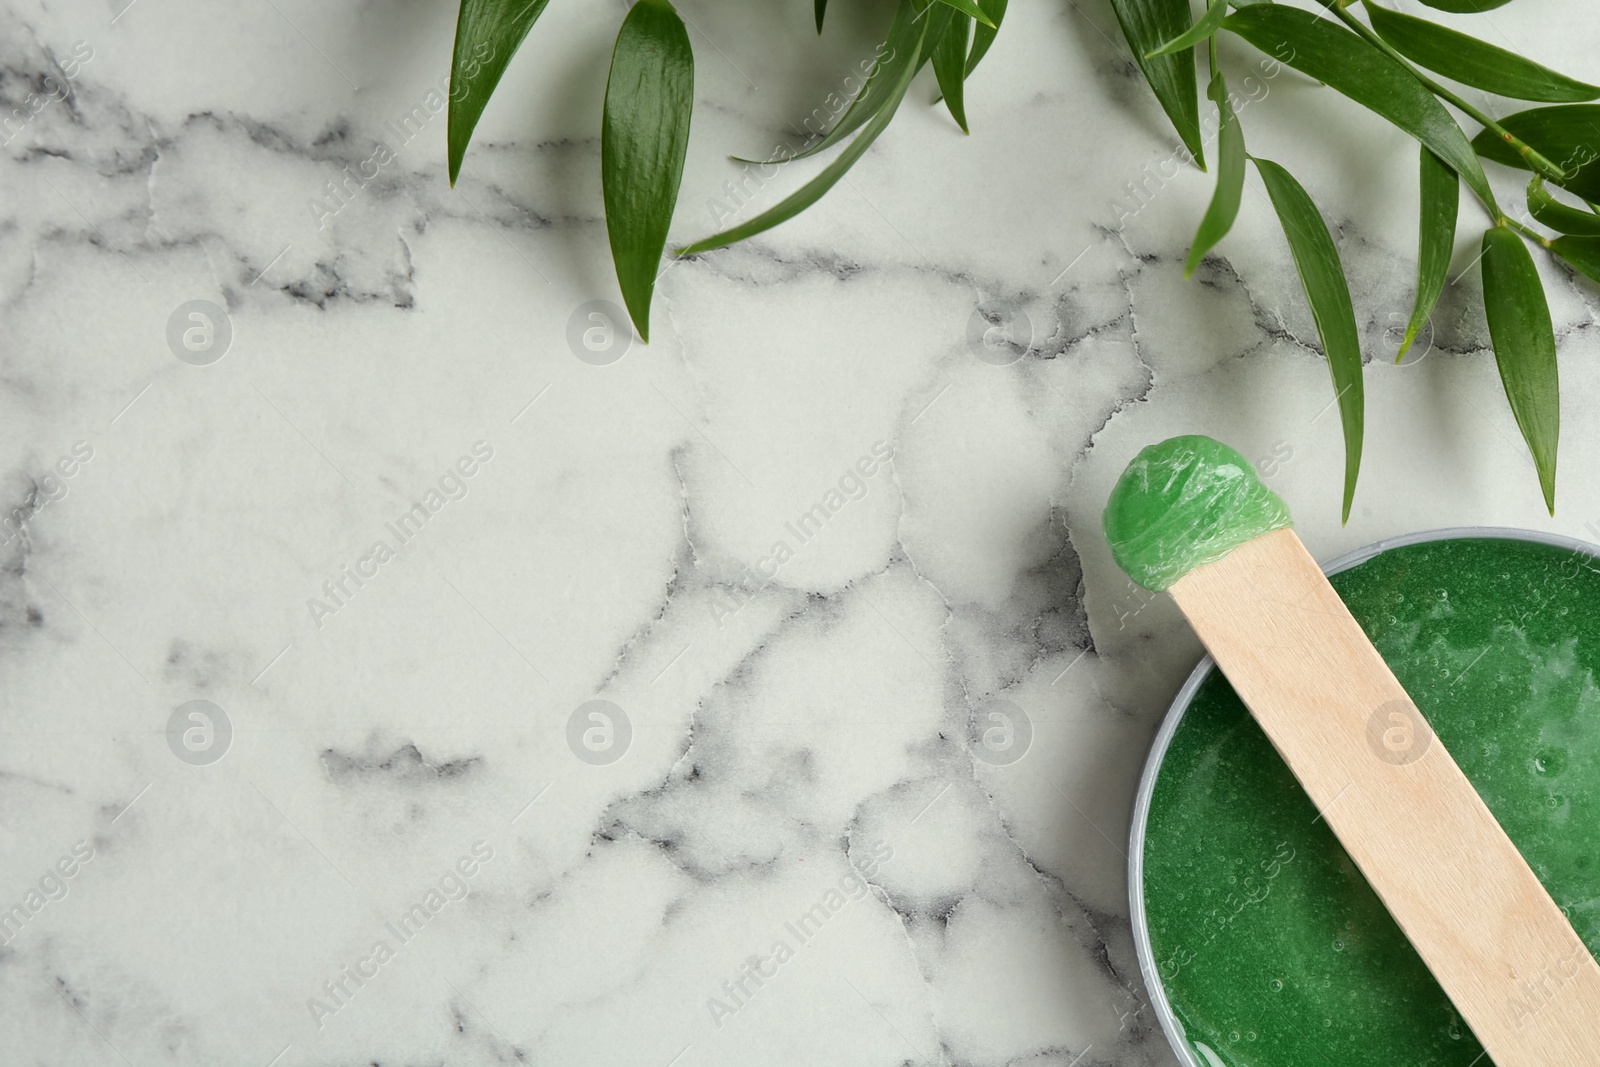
top-left (1207, 0), bottom-right (1219, 78)
top-left (1334, 0), bottom-right (1570, 184)
top-left (1334, 1), bottom-right (1572, 253)
top-left (1504, 216), bottom-right (1552, 249)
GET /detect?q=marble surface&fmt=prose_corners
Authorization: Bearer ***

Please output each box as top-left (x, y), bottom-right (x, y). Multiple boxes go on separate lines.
top-left (3, 0), bottom-right (1598, 1063)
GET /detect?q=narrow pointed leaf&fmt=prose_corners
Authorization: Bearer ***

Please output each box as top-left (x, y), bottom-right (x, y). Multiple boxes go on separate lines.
top-left (932, 0), bottom-right (995, 28)
top-left (1108, 0), bottom-right (1205, 168)
top-left (1416, 0), bottom-right (1514, 11)
top-left (1185, 72), bottom-right (1245, 275)
top-left (1148, 0), bottom-right (1229, 59)
top-left (932, 14), bottom-right (972, 132)
top-left (965, 0), bottom-right (1007, 77)
top-left (677, 13), bottom-right (932, 256)
top-left (1551, 235), bottom-right (1600, 283)
top-left (815, 0), bottom-right (827, 33)
top-left (602, 0), bottom-right (694, 342)
top-left (1528, 176), bottom-right (1600, 235)
top-left (1480, 226), bottom-right (1559, 513)
top-left (1364, 3), bottom-right (1598, 103)
top-left (448, 0), bottom-right (554, 184)
top-left (1252, 156), bottom-right (1365, 522)
top-left (1471, 105), bottom-right (1600, 202)
top-left (1400, 147), bottom-right (1459, 360)
top-left (753, 0), bottom-right (944, 164)
top-left (1223, 5), bottom-right (1494, 208)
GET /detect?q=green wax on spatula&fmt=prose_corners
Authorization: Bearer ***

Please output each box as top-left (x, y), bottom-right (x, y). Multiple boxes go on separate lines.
top-left (1103, 435), bottom-right (1293, 591)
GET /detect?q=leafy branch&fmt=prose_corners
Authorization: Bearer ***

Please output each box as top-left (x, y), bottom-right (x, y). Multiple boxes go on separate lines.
top-left (446, 0), bottom-right (1005, 341)
top-left (1111, 0), bottom-right (1599, 517)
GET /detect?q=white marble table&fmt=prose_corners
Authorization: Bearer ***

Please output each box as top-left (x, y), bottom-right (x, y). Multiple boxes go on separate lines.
top-left (3, 0), bottom-right (1596, 1063)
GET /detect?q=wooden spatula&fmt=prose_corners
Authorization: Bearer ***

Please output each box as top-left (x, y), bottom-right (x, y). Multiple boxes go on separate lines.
top-left (1106, 435), bottom-right (1600, 1067)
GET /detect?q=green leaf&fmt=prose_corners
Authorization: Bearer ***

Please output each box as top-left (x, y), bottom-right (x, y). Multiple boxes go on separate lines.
top-left (1363, 3), bottom-right (1599, 104)
top-left (932, 14), bottom-right (972, 132)
top-left (602, 0), bottom-right (694, 343)
top-left (1400, 147), bottom-right (1459, 360)
top-left (1251, 156), bottom-right (1365, 523)
top-left (932, 0), bottom-right (996, 28)
top-left (1551, 234), bottom-right (1600, 283)
top-left (1416, 0), bottom-right (1514, 11)
top-left (965, 0), bottom-right (1007, 77)
top-left (815, 0), bottom-right (827, 33)
top-left (1223, 4), bottom-right (1494, 208)
top-left (1480, 226), bottom-right (1559, 513)
top-left (1108, 0), bottom-right (1205, 169)
top-left (448, 0), bottom-right (554, 184)
top-left (760, 0), bottom-right (945, 164)
top-left (1186, 72), bottom-right (1245, 276)
top-left (677, 11), bottom-right (933, 256)
top-left (1148, 0), bottom-right (1230, 59)
top-left (1528, 175), bottom-right (1600, 235)
top-left (1472, 105), bottom-right (1600, 202)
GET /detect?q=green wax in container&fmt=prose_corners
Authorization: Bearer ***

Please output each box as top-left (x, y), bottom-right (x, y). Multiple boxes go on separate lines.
top-left (1104, 435), bottom-right (1293, 592)
top-left (1143, 536), bottom-right (1600, 1066)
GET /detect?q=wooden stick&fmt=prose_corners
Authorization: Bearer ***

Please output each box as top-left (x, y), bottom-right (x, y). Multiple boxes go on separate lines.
top-left (1169, 527), bottom-right (1600, 1066)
